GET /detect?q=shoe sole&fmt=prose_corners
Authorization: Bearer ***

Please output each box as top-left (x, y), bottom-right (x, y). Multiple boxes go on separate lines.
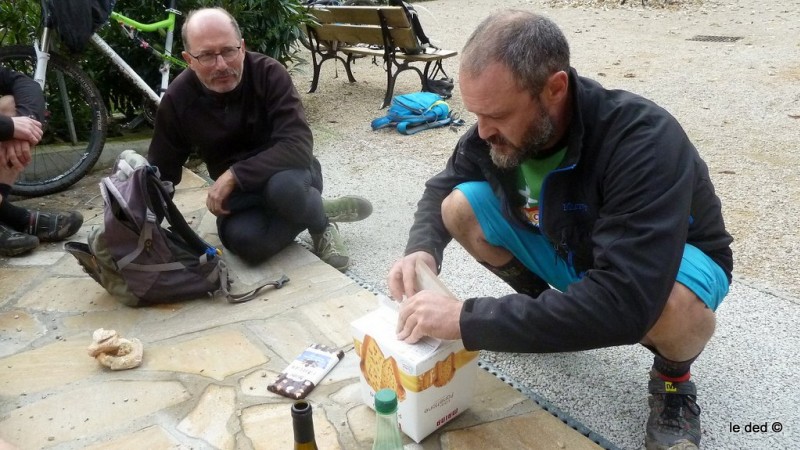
top-left (645, 437), bottom-right (699, 450)
top-left (326, 195), bottom-right (373, 223)
top-left (0, 246), bottom-right (37, 257)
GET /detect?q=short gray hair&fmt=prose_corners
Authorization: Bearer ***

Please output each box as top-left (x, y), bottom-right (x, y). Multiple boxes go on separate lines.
top-left (182, 7), bottom-right (243, 52)
top-left (461, 10), bottom-right (570, 95)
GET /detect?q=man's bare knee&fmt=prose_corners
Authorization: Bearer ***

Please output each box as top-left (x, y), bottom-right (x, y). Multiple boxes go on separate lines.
top-left (441, 190), bottom-right (479, 240)
top-left (642, 282), bottom-right (716, 361)
top-left (441, 190), bottom-right (512, 265)
top-left (0, 95), bottom-right (16, 117)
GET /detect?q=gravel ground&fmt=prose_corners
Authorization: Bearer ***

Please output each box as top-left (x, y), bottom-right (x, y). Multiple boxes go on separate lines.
top-left (292, 0), bottom-right (799, 448)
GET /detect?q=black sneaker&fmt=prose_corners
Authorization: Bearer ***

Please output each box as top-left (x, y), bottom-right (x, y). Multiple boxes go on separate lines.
top-left (0, 223), bottom-right (39, 256)
top-left (646, 370), bottom-right (701, 450)
top-left (322, 196), bottom-right (373, 223)
top-left (25, 209), bottom-right (84, 242)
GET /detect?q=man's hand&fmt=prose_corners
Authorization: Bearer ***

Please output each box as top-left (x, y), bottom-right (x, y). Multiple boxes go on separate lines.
top-left (396, 290), bottom-right (463, 343)
top-left (12, 116), bottom-right (43, 145)
top-left (388, 251), bottom-right (437, 301)
top-left (0, 139), bottom-right (32, 171)
top-left (206, 169), bottom-right (236, 216)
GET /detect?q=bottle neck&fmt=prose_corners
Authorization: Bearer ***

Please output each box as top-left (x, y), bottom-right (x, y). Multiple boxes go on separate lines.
top-left (373, 409), bottom-right (402, 450)
top-left (292, 402), bottom-right (317, 448)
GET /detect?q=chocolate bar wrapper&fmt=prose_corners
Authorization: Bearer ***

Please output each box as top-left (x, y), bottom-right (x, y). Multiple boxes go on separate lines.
top-left (267, 343), bottom-right (345, 399)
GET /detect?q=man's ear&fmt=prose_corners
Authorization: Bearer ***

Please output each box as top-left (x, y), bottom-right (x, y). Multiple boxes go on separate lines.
top-left (240, 39), bottom-right (246, 52)
top-left (542, 70), bottom-right (569, 104)
top-left (181, 51), bottom-right (193, 68)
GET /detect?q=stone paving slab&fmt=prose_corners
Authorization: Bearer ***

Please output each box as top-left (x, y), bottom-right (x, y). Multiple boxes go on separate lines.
top-left (1, 169), bottom-right (604, 449)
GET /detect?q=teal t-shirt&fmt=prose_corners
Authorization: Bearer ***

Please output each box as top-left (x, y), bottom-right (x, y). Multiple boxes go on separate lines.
top-left (514, 148), bottom-right (567, 228)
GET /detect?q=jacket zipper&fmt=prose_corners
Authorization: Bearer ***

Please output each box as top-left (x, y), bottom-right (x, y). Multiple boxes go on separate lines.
top-left (539, 163), bottom-right (577, 266)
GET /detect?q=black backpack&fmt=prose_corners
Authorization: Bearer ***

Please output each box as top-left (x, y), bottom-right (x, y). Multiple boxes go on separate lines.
top-left (389, 0), bottom-right (431, 54)
top-left (43, 0), bottom-right (115, 54)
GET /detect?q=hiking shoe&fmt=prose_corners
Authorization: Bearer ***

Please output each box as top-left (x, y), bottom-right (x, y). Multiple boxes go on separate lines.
top-left (0, 223), bottom-right (39, 256)
top-left (323, 196), bottom-right (373, 223)
top-left (312, 223), bottom-right (350, 272)
top-left (646, 370), bottom-right (702, 450)
top-left (24, 209), bottom-right (84, 242)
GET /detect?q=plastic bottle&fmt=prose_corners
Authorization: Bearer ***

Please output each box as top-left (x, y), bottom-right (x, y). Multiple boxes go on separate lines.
top-left (372, 388), bottom-right (403, 450)
top-left (291, 400), bottom-right (319, 450)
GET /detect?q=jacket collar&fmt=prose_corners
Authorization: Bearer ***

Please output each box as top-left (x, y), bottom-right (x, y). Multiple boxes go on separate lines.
top-left (561, 67), bottom-right (587, 169)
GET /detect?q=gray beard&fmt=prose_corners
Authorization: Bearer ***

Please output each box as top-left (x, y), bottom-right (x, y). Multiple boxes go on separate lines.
top-left (489, 111), bottom-right (556, 169)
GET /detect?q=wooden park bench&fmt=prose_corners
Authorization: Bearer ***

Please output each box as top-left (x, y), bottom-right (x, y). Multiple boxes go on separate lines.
top-left (304, 5), bottom-right (458, 108)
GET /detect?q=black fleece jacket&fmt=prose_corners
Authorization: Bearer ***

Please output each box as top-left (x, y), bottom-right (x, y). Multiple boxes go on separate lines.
top-left (147, 52), bottom-right (315, 191)
top-left (0, 68), bottom-right (45, 140)
top-left (405, 68), bottom-right (733, 353)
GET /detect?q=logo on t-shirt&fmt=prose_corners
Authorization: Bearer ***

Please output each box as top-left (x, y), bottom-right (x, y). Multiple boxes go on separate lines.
top-left (518, 185), bottom-right (540, 227)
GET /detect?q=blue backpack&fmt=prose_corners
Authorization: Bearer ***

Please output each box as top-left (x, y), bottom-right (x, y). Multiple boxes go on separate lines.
top-left (371, 92), bottom-right (453, 135)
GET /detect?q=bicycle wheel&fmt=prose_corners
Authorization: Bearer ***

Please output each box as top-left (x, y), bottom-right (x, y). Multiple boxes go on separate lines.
top-left (0, 45), bottom-right (108, 197)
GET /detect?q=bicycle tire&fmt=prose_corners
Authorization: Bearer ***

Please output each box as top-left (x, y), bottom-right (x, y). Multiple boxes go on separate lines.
top-left (0, 45), bottom-right (108, 197)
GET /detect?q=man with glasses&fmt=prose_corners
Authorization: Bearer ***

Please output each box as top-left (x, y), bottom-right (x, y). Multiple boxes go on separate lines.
top-left (148, 7), bottom-right (372, 271)
top-left (389, 10), bottom-right (732, 450)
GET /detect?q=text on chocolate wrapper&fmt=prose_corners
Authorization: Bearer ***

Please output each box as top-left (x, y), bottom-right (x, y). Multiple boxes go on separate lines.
top-left (436, 408), bottom-right (459, 427)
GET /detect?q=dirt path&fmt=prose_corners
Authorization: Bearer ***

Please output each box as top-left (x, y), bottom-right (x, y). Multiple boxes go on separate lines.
top-left (299, 0), bottom-right (800, 301)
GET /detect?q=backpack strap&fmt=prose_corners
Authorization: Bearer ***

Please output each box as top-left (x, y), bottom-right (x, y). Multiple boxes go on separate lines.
top-left (145, 168), bottom-right (214, 255)
top-left (397, 116), bottom-right (452, 135)
top-left (371, 116), bottom-right (394, 130)
top-left (222, 267), bottom-right (291, 304)
top-left (144, 168), bottom-right (291, 304)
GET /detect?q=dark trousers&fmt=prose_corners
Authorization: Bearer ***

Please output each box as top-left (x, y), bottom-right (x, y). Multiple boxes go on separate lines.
top-left (217, 167), bottom-right (326, 265)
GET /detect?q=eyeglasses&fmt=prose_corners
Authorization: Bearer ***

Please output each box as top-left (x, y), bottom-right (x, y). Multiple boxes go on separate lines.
top-left (187, 46), bottom-right (241, 67)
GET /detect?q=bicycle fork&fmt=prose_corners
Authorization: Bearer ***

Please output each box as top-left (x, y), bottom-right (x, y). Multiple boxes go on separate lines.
top-left (33, 27), bottom-right (81, 145)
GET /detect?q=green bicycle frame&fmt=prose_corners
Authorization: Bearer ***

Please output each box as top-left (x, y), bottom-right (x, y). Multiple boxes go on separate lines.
top-left (108, 8), bottom-right (187, 69)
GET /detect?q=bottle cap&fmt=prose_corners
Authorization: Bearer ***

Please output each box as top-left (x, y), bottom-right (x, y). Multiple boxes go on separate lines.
top-left (374, 388), bottom-right (398, 414)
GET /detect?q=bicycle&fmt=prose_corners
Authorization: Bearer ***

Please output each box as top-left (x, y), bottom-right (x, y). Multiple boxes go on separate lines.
top-left (0, 0), bottom-right (187, 196)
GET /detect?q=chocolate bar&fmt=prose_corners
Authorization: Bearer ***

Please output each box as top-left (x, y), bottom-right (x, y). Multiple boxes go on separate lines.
top-left (268, 343), bottom-right (345, 399)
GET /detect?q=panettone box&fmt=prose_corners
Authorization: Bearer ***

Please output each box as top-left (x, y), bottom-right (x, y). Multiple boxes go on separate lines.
top-left (350, 261), bottom-right (479, 442)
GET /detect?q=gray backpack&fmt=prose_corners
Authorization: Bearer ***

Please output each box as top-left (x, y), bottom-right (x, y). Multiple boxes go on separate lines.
top-left (66, 151), bottom-right (287, 306)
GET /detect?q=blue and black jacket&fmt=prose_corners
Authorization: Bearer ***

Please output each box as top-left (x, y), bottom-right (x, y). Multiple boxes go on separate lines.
top-left (405, 68), bottom-right (733, 353)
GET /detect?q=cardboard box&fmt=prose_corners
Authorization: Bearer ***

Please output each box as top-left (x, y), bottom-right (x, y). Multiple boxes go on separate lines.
top-left (351, 261), bottom-right (479, 442)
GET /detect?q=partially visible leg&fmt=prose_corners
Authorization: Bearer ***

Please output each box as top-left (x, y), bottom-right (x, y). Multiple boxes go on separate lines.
top-left (441, 188), bottom-right (513, 267)
top-left (0, 95), bottom-right (15, 116)
top-left (217, 207), bottom-right (300, 265)
top-left (641, 282), bottom-right (716, 363)
top-left (640, 245), bottom-right (729, 450)
top-left (263, 169), bottom-right (350, 271)
top-left (441, 183), bottom-right (555, 297)
top-left (264, 168), bottom-right (327, 234)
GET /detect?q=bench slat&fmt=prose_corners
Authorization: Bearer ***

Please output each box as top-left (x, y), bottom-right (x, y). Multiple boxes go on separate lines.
top-left (313, 24), bottom-right (419, 50)
top-left (305, 5), bottom-right (458, 108)
top-left (310, 6), bottom-right (411, 28)
top-left (342, 46), bottom-right (458, 63)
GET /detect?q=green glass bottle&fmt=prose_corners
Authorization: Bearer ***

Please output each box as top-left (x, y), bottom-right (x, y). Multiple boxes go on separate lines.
top-left (372, 388), bottom-right (403, 450)
top-left (292, 400), bottom-right (319, 450)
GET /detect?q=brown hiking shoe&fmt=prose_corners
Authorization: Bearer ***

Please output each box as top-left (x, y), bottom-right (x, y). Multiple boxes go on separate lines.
top-left (646, 370), bottom-right (701, 450)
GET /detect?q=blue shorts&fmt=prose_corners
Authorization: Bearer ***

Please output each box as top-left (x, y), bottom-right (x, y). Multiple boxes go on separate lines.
top-left (455, 181), bottom-right (729, 311)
